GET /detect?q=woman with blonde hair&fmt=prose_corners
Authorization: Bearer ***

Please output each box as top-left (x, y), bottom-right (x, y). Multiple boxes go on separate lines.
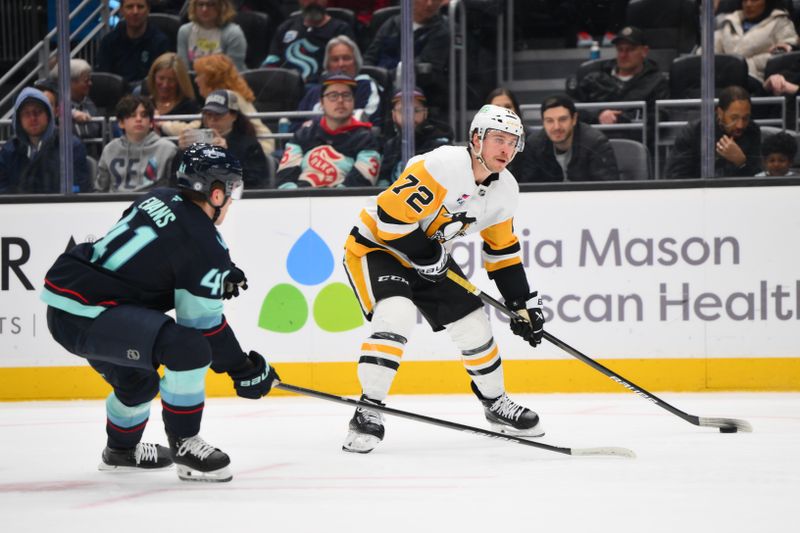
top-left (193, 53), bottom-right (275, 154)
top-left (177, 0), bottom-right (247, 72)
top-left (146, 52), bottom-right (201, 137)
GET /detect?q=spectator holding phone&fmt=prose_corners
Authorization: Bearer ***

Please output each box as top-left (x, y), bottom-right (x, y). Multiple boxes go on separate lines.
top-left (178, 90), bottom-right (269, 189)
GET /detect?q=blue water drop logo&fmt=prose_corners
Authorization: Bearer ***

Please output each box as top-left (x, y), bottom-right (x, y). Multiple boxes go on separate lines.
top-left (286, 228), bottom-right (334, 286)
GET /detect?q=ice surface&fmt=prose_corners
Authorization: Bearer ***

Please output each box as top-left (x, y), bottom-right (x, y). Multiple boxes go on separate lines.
top-left (1, 392), bottom-right (797, 533)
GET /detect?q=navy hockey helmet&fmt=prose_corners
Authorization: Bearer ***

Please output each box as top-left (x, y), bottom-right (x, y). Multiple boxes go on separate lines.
top-left (177, 143), bottom-right (244, 201)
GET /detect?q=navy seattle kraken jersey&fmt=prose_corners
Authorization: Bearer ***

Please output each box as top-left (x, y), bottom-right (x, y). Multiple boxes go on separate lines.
top-left (41, 187), bottom-right (245, 369)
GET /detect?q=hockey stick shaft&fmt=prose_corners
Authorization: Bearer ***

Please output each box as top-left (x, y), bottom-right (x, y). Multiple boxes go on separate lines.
top-left (445, 270), bottom-right (752, 432)
top-left (274, 382), bottom-right (634, 458)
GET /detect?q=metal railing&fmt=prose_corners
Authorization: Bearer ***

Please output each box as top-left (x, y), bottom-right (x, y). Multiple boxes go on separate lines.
top-left (654, 96), bottom-right (786, 178)
top-left (447, 0), bottom-right (468, 142)
top-left (496, 0), bottom-right (514, 86)
top-left (0, 0), bottom-right (116, 120)
top-left (520, 100), bottom-right (648, 145)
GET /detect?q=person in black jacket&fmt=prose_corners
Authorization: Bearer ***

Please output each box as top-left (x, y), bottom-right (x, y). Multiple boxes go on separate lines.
top-left (96, 0), bottom-right (170, 86)
top-left (177, 89), bottom-right (269, 189)
top-left (566, 26), bottom-right (668, 142)
top-left (363, 0), bottom-right (450, 115)
top-left (665, 85), bottom-right (762, 178)
top-left (517, 94), bottom-right (619, 182)
top-left (377, 87), bottom-right (453, 187)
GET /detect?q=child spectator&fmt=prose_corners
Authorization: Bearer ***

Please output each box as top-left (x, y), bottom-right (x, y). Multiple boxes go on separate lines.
top-left (177, 0), bottom-right (247, 71)
top-left (96, 95), bottom-right (178, 192)
top-left (756, 131), bottom-right (798, 176)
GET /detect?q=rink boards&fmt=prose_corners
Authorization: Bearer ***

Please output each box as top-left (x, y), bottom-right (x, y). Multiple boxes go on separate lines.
top-left (1, 185), bottom-right (799, 399)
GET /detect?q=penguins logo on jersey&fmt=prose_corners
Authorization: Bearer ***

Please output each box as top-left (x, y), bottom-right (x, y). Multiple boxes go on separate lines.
top-left (426, 206), bottom-right (477, 243)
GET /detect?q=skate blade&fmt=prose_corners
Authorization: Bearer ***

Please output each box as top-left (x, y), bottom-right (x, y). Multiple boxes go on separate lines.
top-left (98, 462), bottom-right (173, 472)
top-left (176, 464), bottom-right (233, 482)
top-left (489, 422), bottom-right (546, 438)
top-left (342, 430), bottom-right (381, 454)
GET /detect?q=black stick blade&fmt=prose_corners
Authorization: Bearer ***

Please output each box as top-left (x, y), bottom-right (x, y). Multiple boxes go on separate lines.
top-left (698, 417), bottom-right (753, 432)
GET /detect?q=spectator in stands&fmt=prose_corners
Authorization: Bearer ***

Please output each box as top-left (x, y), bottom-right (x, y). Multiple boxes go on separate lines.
top-left (96, 95), bottom-right (177, 193)
top-left (714, 0), bottom-right (799, 82)
top-left (193, 54), bottom-right (275, 154)
top-left (0, 88), bottom-right (91, 194)
top-left (364, 0), bottom-right (449, 114)
top-left (177, 89), bottom-right (269, 188)
top-left (263, 0), bottom-right (356, 82)
top-left (516, 94), bottom-right (619, 182)
top-left (96, 0), bottom-right (170, 86)
top-left (277, 72), bottom-right (381, 188)
top-left (566, 26), bottom-right (668, 130)
top-left (177, 0), bottom-right (247, 71)
top-left (296, 35), bottom-right (384, 129)
top-left (146, 52), bottom-right (201, 137)
top-left (756, 131), bottom-right (797, 176)
top-left (665, 85), bottom-right (762, 178)
top-left (763, 52), bottom-right (800, 95)
top-left (50, 59), bottom-right (102, 142)
top-left (486, 87), bottom-right (525, 179)
top-left (378, 87), bottom-right (452, 186)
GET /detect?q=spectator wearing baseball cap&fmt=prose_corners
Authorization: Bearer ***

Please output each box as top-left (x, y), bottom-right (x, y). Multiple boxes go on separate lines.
top-left (378, 86), bottom-right (453, 186)
top-left (176, 89), bottom-right (269, 189)
top-left (277, 71), bottom-right (382, 188)
top-left (295, 35), bottom-right (385, 130)
top-left (566, 25), bottom-right (668, 149)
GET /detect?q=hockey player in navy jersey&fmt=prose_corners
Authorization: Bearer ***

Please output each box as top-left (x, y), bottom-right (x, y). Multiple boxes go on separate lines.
top-left (41, 144), bottom-right (279, 482)
top-left (342, 105), bottom-right (546, 453)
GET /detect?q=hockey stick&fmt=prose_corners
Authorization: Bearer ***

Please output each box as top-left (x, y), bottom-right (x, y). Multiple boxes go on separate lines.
top-left (274, 382), bottom-right (635, 458)
top-left (445, 270), bottom-right (753, 433)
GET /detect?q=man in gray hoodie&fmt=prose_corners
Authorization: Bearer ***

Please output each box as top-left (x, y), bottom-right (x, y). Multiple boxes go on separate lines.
top-left (97, 95), bottom-right (178, 192)
top-left (0, 87), bottom-right (91, 194)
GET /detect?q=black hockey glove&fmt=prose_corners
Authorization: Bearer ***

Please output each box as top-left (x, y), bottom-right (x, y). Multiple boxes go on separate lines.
top-left (223, 265), bottom-right (248, 300)
top-left (506, 291), bottom-right (545, 348)
top-left (228, 351), bottom-right (280, 399)
top-left (412, 243), bottom-right (453, 283)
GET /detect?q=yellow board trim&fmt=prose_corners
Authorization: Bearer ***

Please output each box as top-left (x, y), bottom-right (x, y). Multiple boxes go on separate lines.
top-left (1, 358), bottom-right (799, 401)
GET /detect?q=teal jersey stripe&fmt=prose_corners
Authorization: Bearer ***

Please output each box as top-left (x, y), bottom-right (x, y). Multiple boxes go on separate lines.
top-left (106, 394), bottom-right (151, 428)
top-left (40, 288), bottom-right (106, 318)
top-left (159, 366), bottom-right (209, 407)
top-left (174, 288), bottom-right (223, 330)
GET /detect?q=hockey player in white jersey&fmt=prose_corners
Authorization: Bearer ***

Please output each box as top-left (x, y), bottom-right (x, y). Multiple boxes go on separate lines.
top-left (342, 104), bottom-right (546, 453)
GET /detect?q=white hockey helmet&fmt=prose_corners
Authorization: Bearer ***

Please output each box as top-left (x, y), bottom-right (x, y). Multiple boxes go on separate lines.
top-left (469, 104), bottom-right (525, 153)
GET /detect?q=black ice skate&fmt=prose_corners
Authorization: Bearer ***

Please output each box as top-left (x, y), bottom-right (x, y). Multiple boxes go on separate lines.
top-left (168, 434), bottom-right (232, 482)
top-left (471, 382), bottom-right (545, 437)
top-left (342, 395), bottom-right (386, 454)
top-left (98, 442), bottom-right (173, 471)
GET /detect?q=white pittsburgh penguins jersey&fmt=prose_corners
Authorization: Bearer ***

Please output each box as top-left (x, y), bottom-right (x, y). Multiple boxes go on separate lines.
top-left (345, 145), bottom-right (523, 275)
